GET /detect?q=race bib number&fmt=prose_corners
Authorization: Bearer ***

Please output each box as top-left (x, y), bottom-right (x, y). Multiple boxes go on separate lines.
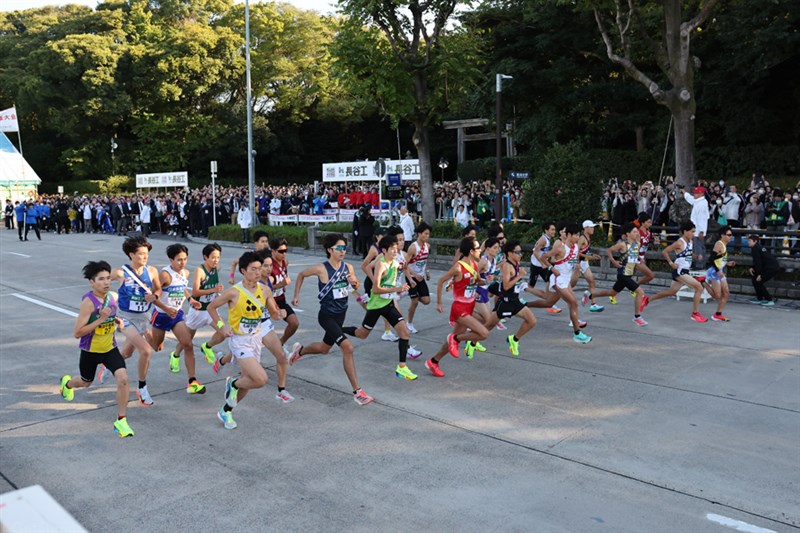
top-left (332, 280), bottom-right (350, 300)
top-left (96, 318), bottom-right (116, 336)
top-left (464, 284), bottom-right (477, 299)
top-left (239, 317), bottom-right (260, 335)
top-left (167, 290), bottom-right (184, 308)
top-left (128, 294), bottom-right (149, 312)
top-left (411, 260), bottom-right (426, 274)
top-left (273, 275), bottom-right (285, 297)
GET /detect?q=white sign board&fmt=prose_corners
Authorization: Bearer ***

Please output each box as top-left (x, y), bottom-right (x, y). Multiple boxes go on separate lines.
top-left (0, 107), bottom-right (19, 132)
top-left (322, 160), bottom-right (420, 182)
top-left (136, 171), bottom-right (188, 188)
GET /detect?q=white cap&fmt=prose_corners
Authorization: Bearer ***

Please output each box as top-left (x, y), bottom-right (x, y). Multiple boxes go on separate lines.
top-left (582, 220), bottom-right (599, 228)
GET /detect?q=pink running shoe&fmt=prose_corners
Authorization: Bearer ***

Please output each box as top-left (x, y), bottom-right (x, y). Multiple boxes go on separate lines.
top-left (690, 312), bottom-right (708, 323)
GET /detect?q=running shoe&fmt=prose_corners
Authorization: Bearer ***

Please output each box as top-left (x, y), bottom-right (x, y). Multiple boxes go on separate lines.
top-left (496, 320), bottom-right (507, 331)
top-left (447, 333), bottom-right (460, 358)
top-left (224, 376), bottom-right (238, 407)
top-left (711, 313), bottom-right (730, 322)
top-left (60, 375), bottom-right (74, 401)
top-left (137, 385), bottom-right (154, 406)
top-left (356, 294), bottom-right (369, 304)
top-left (639, 295), bottom-right (650, 313)
top-left (609, 295), bottom-right (617, 305)
top-left (630, 291), bottom-right (637, 297)
top-left (353, 389), bottom-right (374, 406)
top-left (201, 342), bottom-right (216, 364)
top-left (381, 331), bottom-right (400, 342)
top-left (581, 291), bottom-right (590, 306)
top-left (632, 317), bottom-right (648, 327)
top-left (690, 312), bottom-right (709, 323)
top-left (546, 306), bottom-right (561, 314)
top-left (187, 380), bottom-right (206, 394)
top-left (407, 323), bottom-right (418, 334)
top-left (407, 345), bottom-right (422, 359)
top-left (507, 335), bottom-right (519, 356)
top-left (289, 342), bottom-right (303, 366)
top-left (113, 417), bottom-right (134, 438)
top-left (748, 298), bottom-right (762, 304)
top-left (473, 341), bottom-right (487, 352)
top-left (97, 364), bottom-right (111, 384)
top-left (276, 390), bottom-right (295, 403)
top-left (760, 300), bottom-right (775, 307)
top-left (169, 351), bottom-right (180, 373)
top-left (464, 342), bottom-right (475, 360)
top-left (425, 358), bottom-right (445, 378)
top-left (395, 364), bottom-right (418, 380)
top-left (217, 407), bottom-right (237, 430)
top-left (573, 331), bottom-right (592, 344)
top-left (213, 356), bottom-right (224, 374)
top-left (589, 304), bottom-right (605, 312)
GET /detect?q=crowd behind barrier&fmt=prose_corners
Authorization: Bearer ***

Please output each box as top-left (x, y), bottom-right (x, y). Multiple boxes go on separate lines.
top-left (3, 175), bottom-right (798, 255)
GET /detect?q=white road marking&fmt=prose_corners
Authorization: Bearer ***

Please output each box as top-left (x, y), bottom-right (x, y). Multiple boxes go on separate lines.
top-left (12, 293), bottom-right (79, 318)
top-left (706, 514), bottom-right (777, 533)
top-left (293, 308), bottom-right (305, 313)
top-left (8, 252), bottom-right (31, 258)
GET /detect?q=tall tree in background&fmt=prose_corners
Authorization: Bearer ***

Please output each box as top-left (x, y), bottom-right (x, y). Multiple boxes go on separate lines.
top-left (592, 0), bottom-right (719, 184)
top-left (336, 0), bottom-right (482, 224)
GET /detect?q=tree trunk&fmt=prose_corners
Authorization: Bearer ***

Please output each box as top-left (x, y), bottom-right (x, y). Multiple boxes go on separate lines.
top-left (410, 71), bottom-right (436, 224)
top-left (635, 126), bottom-right (645, 151)
top-left (670, 106), bottom-right (697, 185)
top-left (412, 120), bottom-right (436, 224)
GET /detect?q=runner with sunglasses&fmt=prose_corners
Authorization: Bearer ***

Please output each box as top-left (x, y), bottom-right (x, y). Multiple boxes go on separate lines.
top-left (484, 240), bottom-right (538, 356)
top-left (270, 237), bottom-right (300, 349)
top-left (703, 225), bottom-right (735, 321)
top-left (289, 234), bottom-right (375, 405)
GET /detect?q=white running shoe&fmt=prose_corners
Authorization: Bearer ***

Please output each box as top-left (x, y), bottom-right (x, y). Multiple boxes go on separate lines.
top-left (407, 345), bottom-right (422, 359)
top-left (407, 324), bottom-right (418, 334)
top-left (97, 364), bottom-right (112, 384)
top-left (381, 331), bottom-right (400, 342)
top-left (136, 385), bottom-right (154, 406)
top-left (275, 390), bottom-right (295, 403)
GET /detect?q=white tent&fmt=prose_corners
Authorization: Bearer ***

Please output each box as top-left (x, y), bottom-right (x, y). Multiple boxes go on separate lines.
top-left (0, 131), bottom-right (41, 204)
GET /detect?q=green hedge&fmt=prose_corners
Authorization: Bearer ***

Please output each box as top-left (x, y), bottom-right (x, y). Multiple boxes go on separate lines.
top-left (208, 224), bottom-right (309, 248)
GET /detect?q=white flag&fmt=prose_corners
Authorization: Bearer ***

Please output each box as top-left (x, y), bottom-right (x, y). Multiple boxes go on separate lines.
top-left (0, 107), bottom-right (19, 132)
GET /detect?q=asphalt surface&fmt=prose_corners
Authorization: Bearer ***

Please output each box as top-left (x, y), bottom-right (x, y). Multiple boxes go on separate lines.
top-left (0, 230), bottom-right (798, 533)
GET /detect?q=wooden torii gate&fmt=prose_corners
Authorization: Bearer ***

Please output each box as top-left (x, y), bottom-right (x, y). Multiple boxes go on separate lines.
top-left (442, 118), bottom-right (516, 165)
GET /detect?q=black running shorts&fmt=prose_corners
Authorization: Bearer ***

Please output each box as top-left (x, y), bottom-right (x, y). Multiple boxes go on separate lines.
top-left (79, 347), bottom-right (125, 382)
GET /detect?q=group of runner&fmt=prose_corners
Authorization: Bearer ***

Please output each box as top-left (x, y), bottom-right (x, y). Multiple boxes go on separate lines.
top-left (59, 215), bottom-right (738, 436)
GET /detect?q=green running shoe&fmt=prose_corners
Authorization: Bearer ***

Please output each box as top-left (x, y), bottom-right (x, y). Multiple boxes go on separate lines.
top-left (169, 351), bottom-right (180, 373)
top-left (225, 376), bottom-right (238, 407)
top-left (114, 417), bottom-right (134, 438)
top-left (464, 342), bottom-right (475, 360)
top-left (201, 342), bottom-right (216, 364)
top-left (507, 335), bottom-right (519, 356)
top-left (395, 364), bottom-right (418, 381)
top-left (187, 380), bottom-right (206, 394)
top-left (60, 375), bottom-right (74, 401)
top-left (217, 406), bottom-right (237, 430)
top-left (473, 341), bottom-right (487, 352)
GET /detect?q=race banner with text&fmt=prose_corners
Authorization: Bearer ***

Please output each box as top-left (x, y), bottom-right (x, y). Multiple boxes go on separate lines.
top-left (136, 171), bottom-right (188, 188)
top-left (322, 159), bottom-right (420, 182)
top-left (0, 107), bottom-right (19, 132)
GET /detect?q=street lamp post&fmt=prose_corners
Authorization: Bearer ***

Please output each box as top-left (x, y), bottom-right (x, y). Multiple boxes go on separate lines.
top-left (438, 157), bottom-right (448, 181)
top-left (245, 0), bottom-right (256, 227)
top-left (495, 73), bottom-right (513, 221)
top-left (110, 138), bottom-right (118, 175)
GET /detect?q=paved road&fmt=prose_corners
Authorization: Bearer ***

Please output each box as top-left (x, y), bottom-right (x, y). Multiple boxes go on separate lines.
top-left (0, 230), bottom-right (798, 533)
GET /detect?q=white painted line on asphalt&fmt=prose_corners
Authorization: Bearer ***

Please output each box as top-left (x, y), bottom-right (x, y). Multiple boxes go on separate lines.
top-left (706, 513), bottom-right (777, 533)
top-left (8, 252), bottom-right (31, 258)
top-left (12, 293), bottom-right (78, 318)
top-left (293, 308), bottom-right (305, 313)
